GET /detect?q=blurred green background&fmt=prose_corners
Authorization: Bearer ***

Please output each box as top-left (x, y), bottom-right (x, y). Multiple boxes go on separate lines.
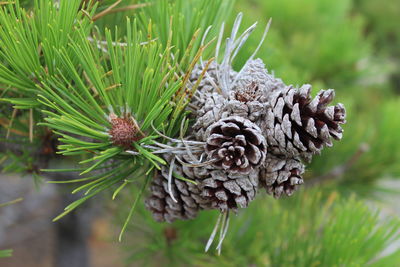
top-left (1, 0), bottom-right (400, 266)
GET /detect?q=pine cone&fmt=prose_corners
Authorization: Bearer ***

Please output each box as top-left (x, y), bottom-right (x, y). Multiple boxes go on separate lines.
top-left (259, 155), bottom-right (305, 198)
top-left (234, 59), bottom-right (285, 103)
top-left (199, 169), bottom-right (259, 212)
top-left (205, 116), bottom-right (267, 174)
top-left (108, 112), bottom-right (141, 148)
top-left (191, 92), bottom-right (226, 141)
top-left (145, 164), bottom-right (206, 223)
top-left (190, 59), bottom-right (284, 141)
top-left (191, 92), bottom-right (269, 141)
top-left (262, 84), bottom-right (346, 160)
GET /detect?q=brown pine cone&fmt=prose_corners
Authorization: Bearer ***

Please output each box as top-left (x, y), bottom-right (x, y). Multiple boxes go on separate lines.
top-left (199, 169), bottom-right (259, 212)
top-left (205, 116), bottom-right (267, 174)
top-left (262, 84), bottom-right (346, 160)
top-left (108, 112), bottom-right (141, 148)
top-left (259, 155), bottom-right (305, 198)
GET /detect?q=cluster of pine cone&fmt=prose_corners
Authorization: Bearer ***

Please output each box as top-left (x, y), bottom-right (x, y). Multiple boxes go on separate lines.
top-left (145, 59), bottom-right (346, 223)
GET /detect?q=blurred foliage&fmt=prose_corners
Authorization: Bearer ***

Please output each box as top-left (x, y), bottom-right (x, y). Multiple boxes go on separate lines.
top-left (355, 0), bottom-right (400, 94)
top-left (234, 0), bottom-right (371, 88)
top-left (117, 189), bottom-right (400, 266)
top-left (309, 98), bottom-right (400, 196)
top-left (1, 0), bottom-right (400, 265)
top-left (356, 0), bottom-right (400, 56)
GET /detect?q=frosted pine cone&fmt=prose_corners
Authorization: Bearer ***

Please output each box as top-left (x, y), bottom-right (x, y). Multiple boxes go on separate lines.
top-left (191, 92), bottom-right (226, 141)
top-left (144, 15), bottom-right (349, 230)
top-left (191, 92), bottom-right (269, 141)
top-left (259, 155), bottom-right (305, 198)
top-left (234, 59), bottom-right (285, 103)
top-left (199, 169), bottom-right (259, 212)
top-left (145, 164), bottom-right (206, 223)
top-left (191, 59), bottom-right (282, 133)
top-left (263, 84), bottom-right (346, 160)
top-left (205, 116), bottom-right (267, 174)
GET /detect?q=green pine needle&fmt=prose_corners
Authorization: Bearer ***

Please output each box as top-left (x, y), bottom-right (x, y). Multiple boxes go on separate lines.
top-left (0, 249), bottom-right (13, 258)
top-left (119, 175), bottom-right (151, 242)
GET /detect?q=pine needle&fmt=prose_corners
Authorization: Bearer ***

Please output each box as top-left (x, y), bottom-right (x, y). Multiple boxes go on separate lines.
top-left (205, 213), bottom-right (223, 252)
top-left (118, 176), bottom-right (150, 242)
top-left (0, 249), bottom-right (13, 258)
top-left (0, 197), bottom-right (23, 208)
top-left (167, 157), bottom-right (178, 203)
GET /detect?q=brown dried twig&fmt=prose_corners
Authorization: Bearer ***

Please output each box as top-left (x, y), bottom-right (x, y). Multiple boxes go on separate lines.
top-left (92, 1), bottom-right (150, 21)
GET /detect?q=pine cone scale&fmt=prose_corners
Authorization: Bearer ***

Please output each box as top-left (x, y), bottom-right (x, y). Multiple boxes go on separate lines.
top-left (263, 83), bottom-right (346, 159)
top-left (205, 116), bottom-right (267, 174)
